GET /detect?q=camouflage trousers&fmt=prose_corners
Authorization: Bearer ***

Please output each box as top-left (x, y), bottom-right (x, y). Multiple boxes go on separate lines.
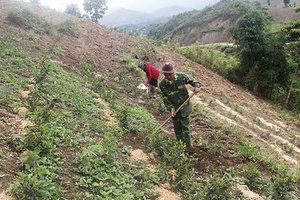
top-left (172, 113), bottom-right (191, 147)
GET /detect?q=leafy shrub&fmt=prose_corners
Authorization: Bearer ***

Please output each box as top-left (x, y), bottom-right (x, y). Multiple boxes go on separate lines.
top-left (121, 53), bottom-right (142, 75)
top-left (143, 132), bottom-right (204, 199)
top-left (9, 168), bottom-right (61, 199)
top-left (157, 140), bottom-right (195, 186)
top-left (7, 8), bottom-right (54, 34)
top-left (271, 169), bottom-right (296, 200)
top-left (0, 85), bottom-right (21, 109)
top-left (21, 122), bottom-right (58, 156)
top-left (9, 155), bottom-right (63, 199)
top-left (73, 135), bottom-right (158, 199)
top-left (174, 44), bottom-right (238, 78)
top-left (235, 138), bottom-right (260, 158)
top-left (114, 103), bottom-right (158, 134)
top-left (57, 20), bottom-right (80, 37)
top-left (241, 162), bottom-right (266, 192)
top-left (204, 170), bottom-right (235, 200)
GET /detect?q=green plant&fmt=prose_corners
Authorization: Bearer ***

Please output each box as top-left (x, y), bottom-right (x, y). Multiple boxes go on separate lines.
top-left (209, 134), bottom-right (224, 155)
top-left (196, 137), bottom-right (210, 150)
top-left (174, 44), bottom-right (238, 78)
top-left (7, 8), bottom-right (54, 34)
top-left (204, 170), bottom-right (235, 200)
top-left (114, 103), bottom-right (158, 134)
top-left (121, 53), bottom-right (142, 75)
top-left (133, 44), bottom-right (155, 62)
top-left (143, 133), bottom-right (206, 199)
top-left (83, 0), bottom-right (108, 22)
top-left (27, 33), bottom-right (36, 41)
top-left (19, 150), bottom-right (40, 169)
top-left (241, 162), bottom-right (266, 192)
top-left (64, 3), bottom-right (81, 17)
top-left (282, 143), bottom-right (294, 154)
top-left (271, 169), bottom-right (296, 200)
top-left (9, 168), bottom-right (62, 199)
top-left (0, 85), bottom-right (21, 109)
top-left (73, 135), bottom-right (158, 199)
top-left (235, 138), bottom-right (259, 158)
top-left (9, 155), bottom-right (64, 199)
top-left (57, 20), bottom-right (80, 37)
top-left (47, 44), bottom-right (61, 55)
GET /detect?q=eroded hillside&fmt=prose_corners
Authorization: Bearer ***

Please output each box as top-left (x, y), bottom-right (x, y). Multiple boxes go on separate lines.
top-left (149, 0), bottom-right (300, 46)
top-left (0, 1), bottom-right (300, 200)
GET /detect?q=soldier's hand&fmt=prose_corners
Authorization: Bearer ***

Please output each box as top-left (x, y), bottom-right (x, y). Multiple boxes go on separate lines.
top-left (193, 87), bottom-right (201, 94)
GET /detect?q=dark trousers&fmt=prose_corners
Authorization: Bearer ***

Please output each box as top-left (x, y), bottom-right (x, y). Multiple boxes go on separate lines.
top-left (172, 113), bottom-right (191, 147)
top-left (149, 79), bottom-right (158, 98)
top-left (150, 79), bottom-right (158, 87)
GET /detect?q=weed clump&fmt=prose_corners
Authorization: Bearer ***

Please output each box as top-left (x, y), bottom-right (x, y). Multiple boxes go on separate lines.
top-left (7, 8), bottom-right (54, 34)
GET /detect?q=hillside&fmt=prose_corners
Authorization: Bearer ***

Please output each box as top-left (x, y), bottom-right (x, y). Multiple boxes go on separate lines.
top-left (98, 5), bottom-right (193, 28)
top-left (0, 1), bottom-right (300, 200)
top-left (147, 0), bottom-right (300, 45)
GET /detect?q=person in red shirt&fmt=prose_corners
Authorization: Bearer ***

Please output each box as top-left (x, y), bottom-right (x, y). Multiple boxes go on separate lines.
top-left (138, 61), bottom-right (160, 98)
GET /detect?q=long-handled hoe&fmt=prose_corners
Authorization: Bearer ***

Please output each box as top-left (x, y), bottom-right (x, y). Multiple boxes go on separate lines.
top-left (153, 91), bottom-right (196, 134)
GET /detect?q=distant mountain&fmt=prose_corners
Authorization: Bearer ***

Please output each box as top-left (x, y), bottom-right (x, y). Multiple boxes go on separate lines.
top-left (98, 8), bottom-right (152, 27)
top-left (99, 5), bottom-right (193, 28)
top-left (150, 5), bottom-right (194, 18)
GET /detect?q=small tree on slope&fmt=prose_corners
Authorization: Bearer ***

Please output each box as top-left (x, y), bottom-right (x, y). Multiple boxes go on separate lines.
top-left (83, 0), bottom-right (107, 22)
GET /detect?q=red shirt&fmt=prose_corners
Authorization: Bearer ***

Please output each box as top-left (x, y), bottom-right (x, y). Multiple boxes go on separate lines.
top-left (145, 63), bottom-right (160, 85)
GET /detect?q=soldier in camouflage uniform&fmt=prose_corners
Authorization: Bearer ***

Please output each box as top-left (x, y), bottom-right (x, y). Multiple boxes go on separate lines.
top-left (159, 63), bottom-right (201, 147)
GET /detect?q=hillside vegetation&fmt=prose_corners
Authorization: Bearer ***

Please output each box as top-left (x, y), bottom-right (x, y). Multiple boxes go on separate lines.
top-left (0, 1), bottom-right (300, 200)
top-left (147, 0), bottom-right (300, 45)
top-left (149, 0), bottom-right (300, 113)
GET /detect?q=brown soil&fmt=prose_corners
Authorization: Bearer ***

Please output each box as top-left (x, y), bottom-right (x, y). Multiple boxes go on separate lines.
top-left (0, 2), bottom-right (300, 200)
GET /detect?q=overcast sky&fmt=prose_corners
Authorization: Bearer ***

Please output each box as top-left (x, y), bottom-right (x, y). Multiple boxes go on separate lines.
top-left (37, 0), bottom-right (218, 13)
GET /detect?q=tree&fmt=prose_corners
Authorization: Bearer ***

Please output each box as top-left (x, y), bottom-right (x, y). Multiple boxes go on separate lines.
top-left (83, 0), bottom-right (107, 22)
top-left (229, 10), bottom-right (267, 86)
top-left (283, 0), bottom-right (291, 7)
top-left (229, 9), bottom-right (290, 99)
top-left (65, 3), bottom-right (81, 17)
top-left (282, 21), bottom-right (300, 110)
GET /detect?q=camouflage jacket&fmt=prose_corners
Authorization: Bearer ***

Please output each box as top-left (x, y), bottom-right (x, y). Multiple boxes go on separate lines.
top-left (159, 72), bottom-right (201, 117)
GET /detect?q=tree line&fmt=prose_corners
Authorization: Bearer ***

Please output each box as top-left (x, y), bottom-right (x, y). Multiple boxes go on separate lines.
top-left (229, 3), bottom-right (300, 111)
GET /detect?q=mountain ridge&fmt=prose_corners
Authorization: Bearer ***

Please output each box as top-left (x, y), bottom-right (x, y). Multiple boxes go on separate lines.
top-left (99, 5), bottom-right (194, 27)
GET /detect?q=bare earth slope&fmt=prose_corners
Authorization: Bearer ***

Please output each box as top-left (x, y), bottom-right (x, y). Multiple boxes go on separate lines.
top-left (0, 2), bottom-right (300, 199)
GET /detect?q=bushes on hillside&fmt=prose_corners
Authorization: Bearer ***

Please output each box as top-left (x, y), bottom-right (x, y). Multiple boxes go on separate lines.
top-left (7, 8), bottom-right (80, 37)
top-left (7, 8), bottom-right (53, 34)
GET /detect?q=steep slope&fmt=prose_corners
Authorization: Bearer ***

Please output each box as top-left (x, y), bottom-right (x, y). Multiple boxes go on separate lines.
top-left (148, 0), bottom-right (300, 45)
top-left (0, 1), bottom-right (300, 199)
